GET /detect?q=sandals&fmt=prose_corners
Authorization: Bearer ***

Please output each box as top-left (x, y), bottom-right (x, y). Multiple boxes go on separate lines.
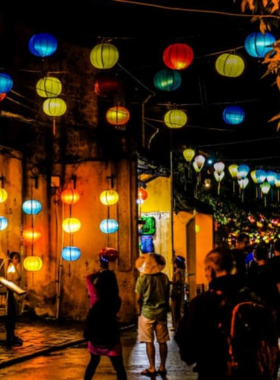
top-left (158, 369), bottom-right (167, 376)
top-left (141, 368), bottom-right (157, 376)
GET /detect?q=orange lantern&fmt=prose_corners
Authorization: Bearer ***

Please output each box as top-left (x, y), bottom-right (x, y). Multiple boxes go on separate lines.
top-left (23, 228), bottom-right (42, 243)
top-left (0, 93), bottom-right (6, 101)
top-left (138, 187), bottom-right (148, 201)
top-left (23, 256), bottom-right (43, 272)
top-left (61, 189), bottom-right (80, 205)
top-left (163, 43), bottom-right (194, 70)
top-left (106, 106), bottom-right (130, 126)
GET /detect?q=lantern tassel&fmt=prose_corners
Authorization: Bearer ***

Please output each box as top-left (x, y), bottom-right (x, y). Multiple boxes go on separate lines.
top-left (53, 118), bottom-right (56, 135)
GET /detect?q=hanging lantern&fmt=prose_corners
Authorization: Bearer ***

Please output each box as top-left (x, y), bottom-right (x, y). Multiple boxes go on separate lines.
top-left (106, 106), bottom-right (130, 126)
top-left (0, 73), bottom-right (13, 94)
top-left (251, 170), bottom-right (259, 198)
top-left (164, 109), bottom-right (187, 128)
top-left (260, 181), bottom-right (271, 207)
top-left (193, 155), bottom-right (205, 173)
top-left (223, 106), bottom-right (245, 125)
top-left (275, 173), bottom-right (280, 202)
top-left (22, 200), bottom-right (42, 215)
top-left (94, 73), bottom-right (122, 97)
top-left (61, 246), bottom-right (81, 262)
top-left (255, 169), bottom-right (266, 184)
top-left (61, 189), bottom-right (80, 205)
top-left (238, 178), bottom-right (249, 202)
top-left (23, 228), bottom-right (42, 243)
top-left (36, 77), bottom-right (62, 98)
top-left (244, 32), bottom-right (275, 58)
top-left (163, 43), bottom-right (194, 70)
top-left (28, 33), bottom-right (58, 57)
top-left (214, 171), bottom-right (225, 195)
top-left (62, 218), bottom-right (81, 233)
top-left (137, 187), bottom-right (148, 202)
top-left (99, 247), bottom-right (118, 262)
top-left (100, 190), bottom-right (119, 206)
top-left (0, 216), bottom-right (8, 231)
top-left (266, 170), bottom-right (276, 186)
top-left (0, 93), bottom-right (6, 101)
top-left (183, 148), bottom-right (195, 162)
top-left (215, 53), bottom-right (245, 77)
top-left (0, 188), bottom-right (8, 203)
top-left (153, 69), bottom-right (182, 91)
top-left (237, 164), bottom-right (250, 179)
top-left (23, 256), bottom-right (43, 272)
top-left (228, 164), bottom-right (238, 193)
top-left (90, 43), bottom-right (119, 69)
top-left (100, 219), bottom-right (119, 234)
top-left (213, 161), bottom-right (225, 175)
top-left (43, 97), bottom-right (67, 134)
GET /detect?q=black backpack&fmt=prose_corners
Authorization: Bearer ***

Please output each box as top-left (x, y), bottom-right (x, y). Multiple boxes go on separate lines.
top-left (217, 287), bottom-right (280, 380)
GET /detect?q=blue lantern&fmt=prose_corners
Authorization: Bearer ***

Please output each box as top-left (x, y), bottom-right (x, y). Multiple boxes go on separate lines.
top-left (0, 73), bottom-right (13, 94)
top-left (153, 69), bottom-right (182, 91)
top-left (28, 33), bottom-right (58, 57)
top-left (0, 216), bottom-right (8, 231)
top-left (22, 200), bottom-right (42, 215)
top-left (223, 106), bottom-right (245, 125)
top-left (244, 32), bottom-right (275, 58)
top-left (237, 164), bottom-right (250, 179)
top-left (61, 246), bottom-right (81, 262)
top-left (255, 169), bottom-right (266, 183)
top-left (266, 170), bottom-right (276, 185)
top-left (100, 219), bottom-right (119, 234)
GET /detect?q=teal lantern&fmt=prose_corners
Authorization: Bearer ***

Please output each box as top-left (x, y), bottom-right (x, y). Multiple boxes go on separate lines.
top-left (153, 69), bottom-right (182, 91)
top-left (237, 165), bottom-right (250, 179)
top-left (0, 73), bottom-right (13, 94)
top-left (61, 246), bottom-right (81, 262)
top-left (266, 170), bottom-right (276, 186)
top-left (0, 216), bottom-right (8, 231)
top-left (22, 200), bottom-right (42, 215)
top-left (100, 219), bottom-right (119, 234)
top-left (223, 106), bottom-right (245, 125)
top-left (255, 169), bottom-right (266, 183)
top-left (244, 32), bottom-right (275, 58)
top-left (28, 33), bottom-right (58, 57)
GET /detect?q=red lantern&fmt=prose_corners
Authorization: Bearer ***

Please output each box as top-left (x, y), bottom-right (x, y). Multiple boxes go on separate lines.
top-left (99, 247), bottom-right (118, 262)
top-left (61, 189), bottom-right (80, 205)
top-left (163, 43), bottom-right (194, 70)
top-left (0, 93), bottom-right (6, 101)
top-left (94, 73), bottom-right (122, 97)
top-left (138, 187), bottom-right (148, 201)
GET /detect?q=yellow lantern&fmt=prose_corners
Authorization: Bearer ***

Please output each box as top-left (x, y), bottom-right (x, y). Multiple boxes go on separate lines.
top-left (215, 53), bottom-right (245, 77)
top-left (228, 164), bottom-right (238, 193)
top-left (0, 188), bottom-right (8, 203)
top-left (100, 190), bottom-right (119, 206)
top-left (24, 256), bottom-right (43, 272)
top-left (62, 217), bottom-right (81, 233)
top-left (43, 97), bottom-right (67, 134)
top-left (164, 109), bottom-right (187, 128)
top-left (90, 43), bottom-right (119, 69)
top-left (23, 228), bottom-right (42, 243)
top-left (183, 148), bottom-right (195, 162)
top-left (36, 77), bottom-right (62, 98)
top-left (106, 106), bottom-right (130, 126)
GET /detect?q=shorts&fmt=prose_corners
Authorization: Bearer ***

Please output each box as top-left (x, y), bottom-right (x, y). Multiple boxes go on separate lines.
top-left (138, 315), bottom-right (170, 343)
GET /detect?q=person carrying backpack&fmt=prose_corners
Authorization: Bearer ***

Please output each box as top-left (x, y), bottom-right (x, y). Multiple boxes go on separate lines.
top-left (174, 247), bottom-right (280, 380)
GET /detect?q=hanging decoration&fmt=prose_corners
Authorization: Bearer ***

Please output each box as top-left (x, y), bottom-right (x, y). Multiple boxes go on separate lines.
top-left (61, 189), bottom-right (81, 205)
top-left (28, 33), bottom-right (58, 58)
top-left (275, 173), bottom-right (280, 202)
top-left (100, 190), bottom-right (119, 206)
top-left (228, 164), bottom-right (238, 193)
top-left (244, 32), bottom-right (275, 58)
top-left (255, 169), bottom-right (266, 199)
top-left (0, 216), bottom-right (8, 231)
top-left (100, 219), bottom-right (119, 234)
top-left (215, 53), bottom-right (245, 77)
top-left (36, 77), bottom-right (62, 98)
top-left (106, 106), bottom-right (130, 130)
top-left (62, 217), bottom-right (81, 233)
top-left (153, 69), bottom-right (182, 91)
top-left (61, 246), bottom-right (81, 262)
top-left (164, 109), bottom-right (187, 128)
top-left (213, 162), bottom-right (225, 195)
top-left (0, 188), bottom-right (8, 203)
top-left (237, 164), bottom-right (250, 179)
top-left (23, 256), bottom-right (43, 272)
top-left (43, 97), bottom-right (67, 135)
top-left (222, 105), bottom-right (245, 125)
top-left (238, 178), bottom-right (249, 202)
top-left (163, 43), bottom-right (194, 70)
top-left (22, 199), bottom-right (42, 215)
top-left (183, 148), bottom-right (195, 163)
top-left (251, 170), bottom-right (259, 198)
top-left (22, 228), bottom-right (42, 243)
top-left (0, 73), bottom-right (13, 94)
top-left (260, 181), bottom-right (271, 207)
top-left (90, 43), bottom-right (119, 69)
top-left (137, 187), bottom-right (148, 204)
top-left (94, 73), bottom-right (122, 97)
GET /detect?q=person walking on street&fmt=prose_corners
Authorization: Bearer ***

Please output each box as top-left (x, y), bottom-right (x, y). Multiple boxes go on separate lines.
top-left (170, 255), bottom-right (185, 331)
top-left (231, 232), bottom-right (250, 284)
top-left (135, 252), bottom-right (170, 376)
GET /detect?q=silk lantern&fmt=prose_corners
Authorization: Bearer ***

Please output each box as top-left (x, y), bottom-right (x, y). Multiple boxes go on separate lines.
top-left (28, 33), bottom-right (58, 57)
top-left (223, 106), bottom-right (245, 125)
top-left (22, 200), bottom-right (42, 215)
top-left (183, 148), bottom-right (195, 162)
top-left (213, 161), bottom-right (225, 175)
top-left (100, 219), bottom-right (119, 234)
top-left (153, 69), bottom-right (182, 91)
top-left (0, 216), bottom-right (8, 231)
top-left (164, 109), bottom-right (187, 128)
top-left (137, 187), bottom-right (148, 202)
top-left (237, 164), bottom-right (250, 179)
top-left (163, 43), bottom-right (194, 70)
top-left (62, 218), bottom-right (81, 233)
top-left (90, 43), bottom-right (119, 69)
top-left (36, 77), bottom-right (62, 98)
top-left (0, 73), bottom-right (13, 94)
top-left (106, 106), bottom-right (130, 126)
top-left (245, 32), bottom-right (275, 58)
top-left (0, 188), bottom-right (8, 203)
top-left (61, 246), bottom-right (81, 261)
top-left (215, 53), bottom-right (245, 77)
top-left (193, 155), bottom-right (205, 173)
top-left (23, 256), bottom-right (43, 271)
top-left (260, 182), bottom-right (271, 206)
top-left (100, 190), bottom-right (119, 206)
top-left (238, 178), bottom-right (249, 202)
top-left (23, 228), bottom-right (42, 243)
top-left (61, 189), bottom-right (80, 205)
top-left (43, 97), bottom-right (67, 134)
top-left (214, 170), bottom-right (225, 195)
top-left (94, 73), bottom-right (122, 97)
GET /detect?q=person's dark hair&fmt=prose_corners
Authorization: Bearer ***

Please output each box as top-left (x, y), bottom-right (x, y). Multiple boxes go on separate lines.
top-left (254, 245), bottom-right (268, 261)
top-left (9, 251), bottom-right (20, 261)
top-left (205, 247), bottom-right (236, 274)
top-left (154, 253), bottom-right (165, 266)
top-left (237, 233), bottom-right (249, 243)
top-left (274, 239), bottom-right (280, 252)
top-left (174, 255), bottom-right (186, 270)
top-left (99, 255), bottom-right (109, 269)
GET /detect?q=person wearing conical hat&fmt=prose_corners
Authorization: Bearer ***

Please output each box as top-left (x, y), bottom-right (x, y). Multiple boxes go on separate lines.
top-left (135, 252), bottom-right (170, 376)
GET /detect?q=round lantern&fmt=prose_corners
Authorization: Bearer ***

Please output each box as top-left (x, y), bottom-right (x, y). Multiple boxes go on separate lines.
top-left (153, 69), bottom-right (182, 91)
top-left (24, 256), bottom-right (43, 272)
top-left (138, 187), bottom-right (148, 201)
top-left (0, 93), bottom-right (6, 101)
top-left (23, 228), bottom-right (42, 243)
top-left (62, 218), bottom-right (81, 233)
top-left (215, 53), bottom-right (245, 77)
top-left (0, 188), bottom-right (8, 203)
top-left (43, 97), bottom-right (67, 117)
top-left (94, 73), bottom-right (122, 97)
top-left (0, 216), bottom-right (8, 231)
top-left (36, 77), bottom-right (62, 98)
top-left (106, 106), bottom-right (130, 126)
top-left (100, 219), bottom-right (119, 234)
top-left (163, 43), bottom-right (194, 70)
top-left (90, 43), bottom-right (119, 69)
top-left (100, 190), bottom-right (119, 206)
top-left (61, 189), bottom-right (80, 205)
top-left (99, 247), bottom-right (118, 262)
top-left (28, 33), bottom-right (58, 57)
top-left (0, 73), bottom-right (13, 94)
top-left (244, 32), bottom-right (275, 58)
top-left (164, 109), bottom-right (187, 128)
top-left (61, 246), bottom-right (81, 262)
top-left (223, 106), bottom-right (245, 125)
top-left (183, 148), bottom-right (195, 162)
top-left (22, 200), bottom-right (42, 215)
